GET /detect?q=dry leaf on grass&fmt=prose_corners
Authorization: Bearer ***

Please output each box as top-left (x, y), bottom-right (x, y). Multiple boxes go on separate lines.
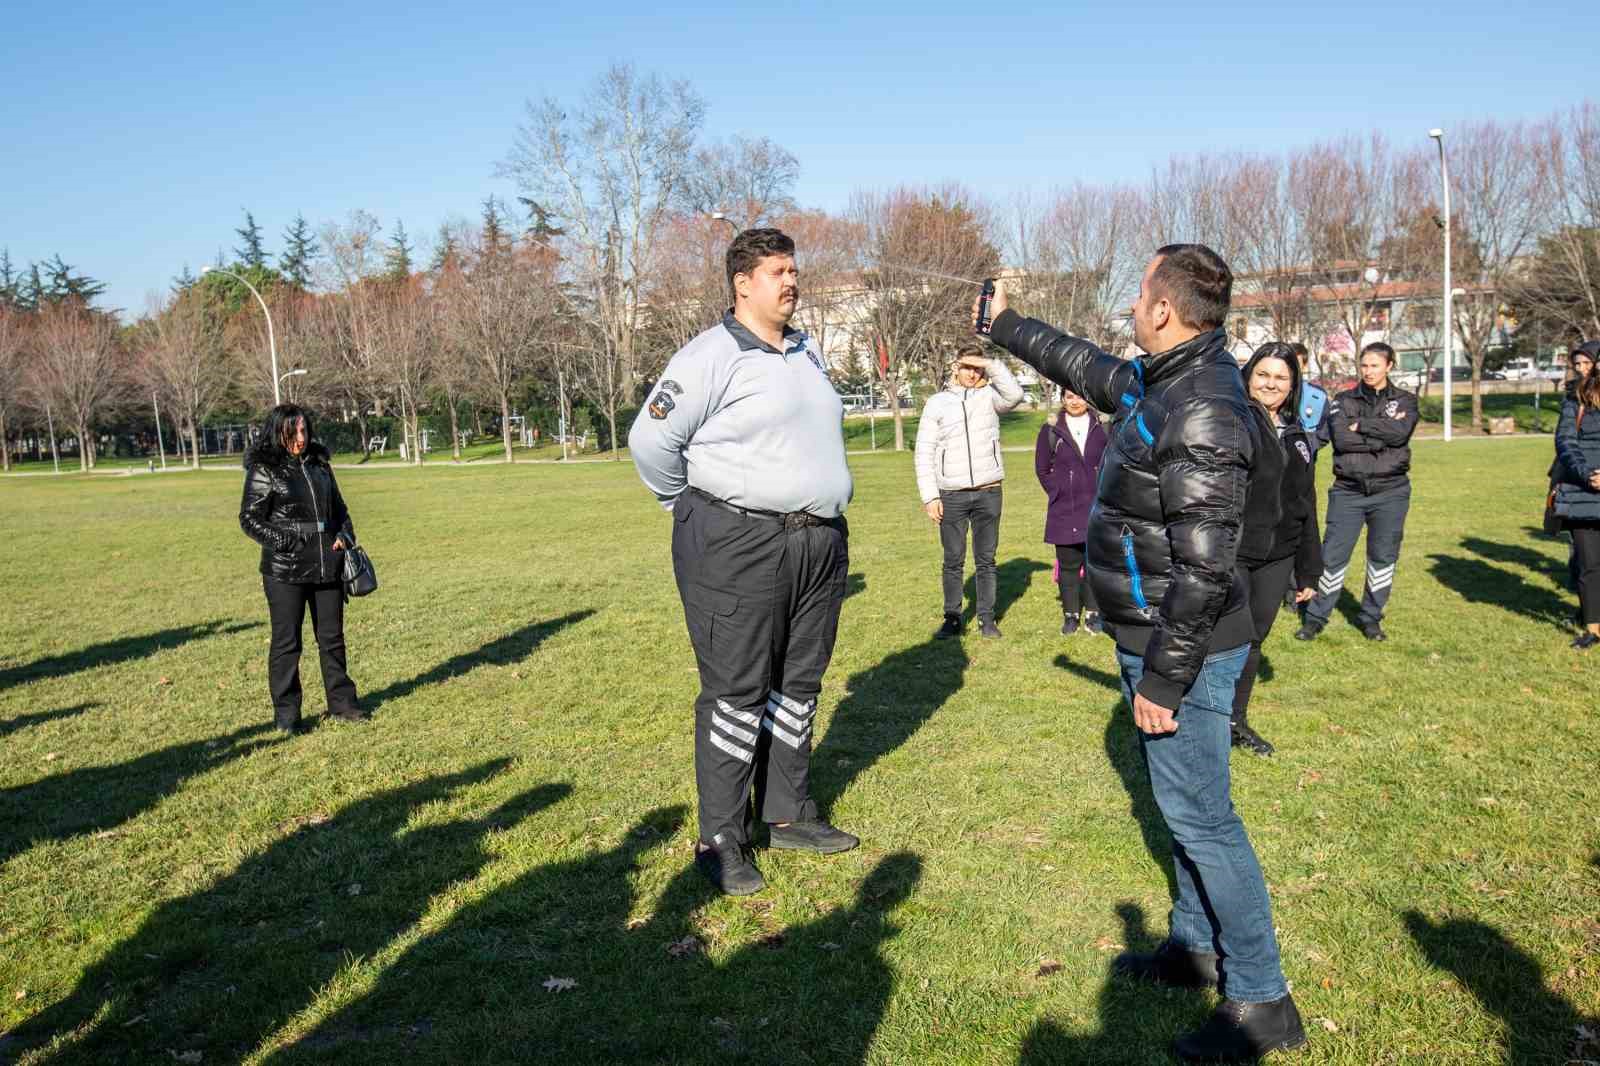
top-left (1035, 960), bottom-right (1063, 978)
top-left (1092, 936), bottom-right (1122, 952)
top-left (1316, 1017), bottom-right (1338, 1033)
top-left (157, 677), bottom-right (172, 686)
top-left (42, 753), bottom-right (59, 762)
top-left (542, 976), bottom-right (577, 993)
top-left (667, 935), bottom-right (704, 958)
top-left (347, 883), bottom-right (362, 897)
top-left (12, 989), bottom-right (25, 1000)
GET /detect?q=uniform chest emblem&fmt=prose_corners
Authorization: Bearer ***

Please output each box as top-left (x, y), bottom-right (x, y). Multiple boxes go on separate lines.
top-left (1383, 400), bottom-right (1399, 418)
top-left (804, 348), bottom-right (825, 373)
top-left (1295, 441), bottom-right (1311, 465)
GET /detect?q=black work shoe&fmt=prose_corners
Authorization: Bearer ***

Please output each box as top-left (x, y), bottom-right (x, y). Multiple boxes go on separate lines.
top-left (1111, 940), bottom-right (1220, 989)
top-left (1573, 632), bottom-right (1600, 650)
top-left (1360, 622), bottom-right (1387, 642)
top-left (1174, 994), bottom-right (1308, 1062)
top-left (695, 836), bottom-right (766, 895)
top-left (1084, 612), bottom-right (1104, 636)
top-left (1293, 622), bottom-right (1323, 642)
top-left (1230, 722), bottom-right (1275, 757)
top-left (979, 619), bottom-right (1002, 639)
top-left (275, 719), bottom-right (312, 736)
top-left (1061, 614), bottom-right (1080, 636)
top-left (768, 820), bottom-right (859, 854)
top-left (936, 613), bottom-right (962, 639)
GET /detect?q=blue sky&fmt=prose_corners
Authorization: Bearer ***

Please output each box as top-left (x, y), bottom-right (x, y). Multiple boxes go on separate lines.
top-left (3, 0), bottom-right (1595, 315)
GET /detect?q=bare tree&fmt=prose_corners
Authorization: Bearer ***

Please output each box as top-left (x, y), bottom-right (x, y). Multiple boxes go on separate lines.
top-left (678, 135), bottom-right (800, 229)
top-left (1518, 103), bottom-right (1600, 343)
top-left (137, 287), bottom-right (229, 467)
top-left (500, 63), bottom-right (706, 457)
top-left (851, 185), bottom-right (1000, 451)
top-left (0, 306), bottom-right (25, 470)
top-left (639, 213), bottom-right (728, 359)
top-left (367, 277), bottom-right (435, 465)
top-left (31, 299), bottom-right (122, 470)
top-left (320, 211), bottom-right (393, 449)
top-left (780, 208), bottom-right (866, 372)
top-left (1448, 118), bottom-right (1553, 429)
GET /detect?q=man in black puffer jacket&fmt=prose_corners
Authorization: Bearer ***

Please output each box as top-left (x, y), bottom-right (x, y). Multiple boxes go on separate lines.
top-left (981, 245), bottom-right (1303, 1064)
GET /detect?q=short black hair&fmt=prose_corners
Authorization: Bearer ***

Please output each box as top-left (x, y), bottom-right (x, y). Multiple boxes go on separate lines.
top-left (726, 227), bottom-right (796, 299)
top-left (1150, 244), bottom-right (1232, 331)
top-left (1360, 341), bottom-right (1397, 366)
top-left (1288, 342), bottom-right (1310, 362)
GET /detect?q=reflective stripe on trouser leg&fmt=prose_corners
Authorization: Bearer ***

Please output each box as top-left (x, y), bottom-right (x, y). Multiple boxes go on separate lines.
top-left (1305, 486), bottom-right (1367, 625)
top-left (674, 495), bottom-right (783, 846)
top-left (757, 518), bottom-right (848, 826)
top-left (1358, 483), bottom-right (1410, 625)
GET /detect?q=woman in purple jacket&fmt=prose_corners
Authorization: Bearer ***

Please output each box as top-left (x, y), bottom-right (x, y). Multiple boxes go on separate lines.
top-left (1035, 387), bottom-right (1109, 635)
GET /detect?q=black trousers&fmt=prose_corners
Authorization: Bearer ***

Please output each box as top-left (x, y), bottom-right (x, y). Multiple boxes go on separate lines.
top-left (1305, 482), bottom-right (1411, 627)
top-left (263, 577), bottom-right (359, 728)
top-left (1568, 521), bottom-right (1600, 625)
top-left (940, 486), bottom-right (1002, 620)
top-left (1054, 543), bottom-right (1098, 616)
top-left (1232, 556), bottom-right (1295, 723)
top-left (672, 492), bottom-right (848, 847)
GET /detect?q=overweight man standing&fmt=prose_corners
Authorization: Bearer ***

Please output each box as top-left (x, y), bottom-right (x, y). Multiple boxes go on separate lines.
top-left (979, 245), bottom-right (1306, 1062)
top-left (629, 227), bottom-right (858, 897)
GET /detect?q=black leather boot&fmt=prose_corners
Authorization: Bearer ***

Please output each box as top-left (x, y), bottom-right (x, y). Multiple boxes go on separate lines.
top-left (1111, 939), bottom-right (1219, 989)
top-left (1174, 994), bottom-right (1307, 1061)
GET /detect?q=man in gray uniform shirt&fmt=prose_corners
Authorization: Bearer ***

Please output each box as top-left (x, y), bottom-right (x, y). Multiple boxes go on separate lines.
top-left (629, 227), bottom-right (858, 896)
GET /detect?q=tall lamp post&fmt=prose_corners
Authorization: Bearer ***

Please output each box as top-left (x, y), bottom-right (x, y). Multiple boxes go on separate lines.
top-left (708, 211), bottom-right (740, 237)
top-left (278, 367), bottom-right (307, 397)
top-left (1429, 128), bottom-right (1453, 442)
top-left (203, 266), bottom-right (282, 404)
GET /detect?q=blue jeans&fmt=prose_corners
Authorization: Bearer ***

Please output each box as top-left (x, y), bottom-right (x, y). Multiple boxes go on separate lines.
top-left (1115, 644), bottom-right (1288, 1003)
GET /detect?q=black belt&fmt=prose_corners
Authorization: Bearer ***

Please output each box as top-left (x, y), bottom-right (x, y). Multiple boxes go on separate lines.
top-left (688, 487), bottom-right (837, 530)
top-left (289, 521), bottom-right (327, 534)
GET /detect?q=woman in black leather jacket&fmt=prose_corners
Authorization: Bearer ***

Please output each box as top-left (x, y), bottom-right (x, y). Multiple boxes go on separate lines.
top-left (239, 404), bottom-right (363, 731)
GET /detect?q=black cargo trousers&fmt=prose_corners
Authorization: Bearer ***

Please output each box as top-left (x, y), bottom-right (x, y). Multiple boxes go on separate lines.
top-left (671, 487), bottom-right (849, 847)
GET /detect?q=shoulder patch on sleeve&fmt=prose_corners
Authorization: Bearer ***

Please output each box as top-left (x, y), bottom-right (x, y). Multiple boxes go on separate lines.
top-left (647, 390), bottom-right (678, 419)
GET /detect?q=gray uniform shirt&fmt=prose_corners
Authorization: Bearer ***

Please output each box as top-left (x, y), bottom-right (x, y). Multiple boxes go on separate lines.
top-left (628, 312), bottom-right (854, 517)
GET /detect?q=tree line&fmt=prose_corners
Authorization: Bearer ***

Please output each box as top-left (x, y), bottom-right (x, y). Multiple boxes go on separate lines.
top-left (1, 74), bottom-right (1596, 471)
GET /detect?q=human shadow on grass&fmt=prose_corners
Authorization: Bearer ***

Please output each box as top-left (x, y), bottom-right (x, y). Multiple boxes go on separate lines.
top-left (264, 814), bottom-right (921, 1065)
top-left (0, 701), bottom-right (96, 740)
top-left (845, 571), bottom-right (867, 600)
top-left (360, 610), bottom-right (595, 712)
top-left (1461, 536), bottom-right (1568, 587)
top-left (10, 759), bottom-right (570, 1064)
top-left (0, 621), bottom-right (261, 694)
top-left (1426, 554), bottom-right (1575, 630)
top-left (963, 557), bottom-right (1050, 625)
top-left (811, 628), bottom-right (970, 817)
top-left (1020, 902), bottom-right (1212, 1065)
top-left (0, 721), bottom-right (278, 870)
top-left (1404, 910), bottom-right (1600, 1065)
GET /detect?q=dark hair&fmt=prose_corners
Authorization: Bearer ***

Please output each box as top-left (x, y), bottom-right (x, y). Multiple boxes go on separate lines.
top-left (1579, 364), bottom-right (1600, 411)
top-left (1288, 342), bottom-right (1309, 362)
top-left (1150, 244), bottom-right (1232, 331)
top-left (1241, 342), bottom-right (1303, 424)
top-left (244, 403), bottom-right (315, 468)
top-left (1360, 341), bottom-right (1397, 366)
top-left (726, 228), bottom-right (796, 299)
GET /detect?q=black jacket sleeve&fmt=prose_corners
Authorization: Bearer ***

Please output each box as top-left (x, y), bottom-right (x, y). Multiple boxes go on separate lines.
top-left (1136, 395), bottom-right (1253, 709)
top-left (240, 465), bottom-right (294, 552)
top-left (1556, 400), bottom-right (1593, 483)
top-left (1328, 400), bottom-right (1380, 454)
top-left (1293, 483), bottom-right (1323, 591)
top-left (329, 469), bottom-right (356, 545)
top-left (988, 310), bottom-right (1137, 417)
top-left (1360, 391), bottom-right (1419, 448)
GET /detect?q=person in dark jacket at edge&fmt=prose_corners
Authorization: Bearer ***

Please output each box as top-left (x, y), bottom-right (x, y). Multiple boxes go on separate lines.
top-left (1035, 386), bottom-right (1108, 637)
top-left (239, 404), bottom-right (364, 733)
top-left (1550, 342), bottom-right (1598, 597)
top-left (1554, 361), bottom-right (1600, 649)
top-left (1231, 344), bottom-right (1322, 756)
top-left (978, 245), bottom-right (1306, 1063)
top-left (1296, 342), bottom-right (1418, 643)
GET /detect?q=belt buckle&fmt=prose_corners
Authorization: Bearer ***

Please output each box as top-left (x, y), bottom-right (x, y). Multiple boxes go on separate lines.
top-left (315, 521), bottom-right (326, 533)
top-left (783, 512), bottom-right (810, 531)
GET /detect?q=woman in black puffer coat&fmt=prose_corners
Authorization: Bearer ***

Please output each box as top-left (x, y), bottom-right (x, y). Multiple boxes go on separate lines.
top-left (1554, 363), bottom-right (1600, 650)
top-left (1230, 344), bottom-right (1322, 755)
top-left (239, 404), bottom-right (363, 731)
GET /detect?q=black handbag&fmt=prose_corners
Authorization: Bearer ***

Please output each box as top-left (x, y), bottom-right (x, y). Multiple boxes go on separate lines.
top-left (342, 543), bottom-right (378, 597)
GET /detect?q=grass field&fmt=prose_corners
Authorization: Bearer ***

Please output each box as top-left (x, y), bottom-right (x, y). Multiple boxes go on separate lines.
top-left (1, 438), bottom-right (1597, 1064)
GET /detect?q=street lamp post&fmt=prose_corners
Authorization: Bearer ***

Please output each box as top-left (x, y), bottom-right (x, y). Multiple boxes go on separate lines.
top-left (278, 367), bottom-right (307, 397)
top-left (709, 212), bottom-right (740, 237)
top-left (1429, 128), bottom-right (1453, 442)
top-left (203, 266), bottom-right (282, 404)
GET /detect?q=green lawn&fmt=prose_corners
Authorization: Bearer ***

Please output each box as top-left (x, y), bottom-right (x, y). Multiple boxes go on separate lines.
top-left (1, 439), bottom-right (1596, 1064)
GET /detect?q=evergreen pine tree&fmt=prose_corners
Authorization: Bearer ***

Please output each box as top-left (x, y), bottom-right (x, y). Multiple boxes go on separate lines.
top-left (279, 213), bottom-right (320, 290)
top-left (517, 197), bottom-right (565, 247)
top-left (384, 220), bottom-right (415, 281)
top-left (171, 264), bottom-right (198, 295)
top-left (41, 255), bottom-right (106, 303)
top-left (22, 264), bottom-right (45, 311)
top-left (0, 249), bottom-right (17, 309)
top-left (481, 196), bottom-right (512, 258)
top-left (430, 223), bottom-right (461, 272)
top-left (234, 210), bottom-right (268, 269)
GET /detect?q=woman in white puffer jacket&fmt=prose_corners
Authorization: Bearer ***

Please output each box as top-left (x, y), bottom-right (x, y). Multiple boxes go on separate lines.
top-left (914, 346), bottom-right (1025, 638)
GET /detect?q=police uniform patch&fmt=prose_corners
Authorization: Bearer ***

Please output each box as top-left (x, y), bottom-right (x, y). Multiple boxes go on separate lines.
top-left (805, 348), bottom-right (826, 373)
top-left (1384, 400), bottom-right (1400, 418)
top-left (659, 379), bottom-right (683, 395)
top-left (648, 391), bottom-right (677, 419)
top-left (1295, 440), bottom-right (1311, 465)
